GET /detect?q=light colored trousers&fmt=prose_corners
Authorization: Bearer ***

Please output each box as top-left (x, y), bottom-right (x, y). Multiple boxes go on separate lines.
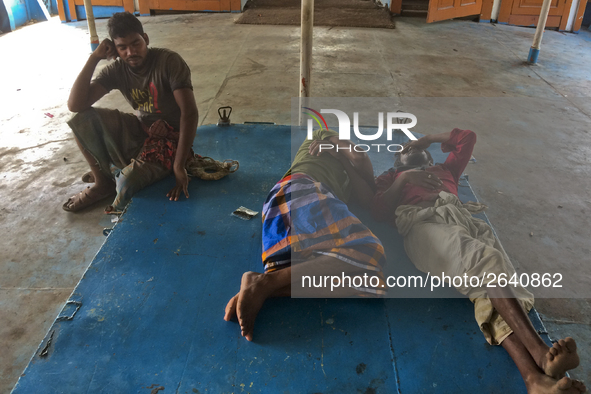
top-left (396, 192), bottom-right (534, 345)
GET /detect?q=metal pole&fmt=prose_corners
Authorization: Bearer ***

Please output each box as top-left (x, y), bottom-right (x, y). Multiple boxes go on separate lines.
top-left (527, 0), bottom-right (552, 64)
top-left (83, 0), bottom-right (100, 51)
top-left (299, 0), bottom-right (314, 125)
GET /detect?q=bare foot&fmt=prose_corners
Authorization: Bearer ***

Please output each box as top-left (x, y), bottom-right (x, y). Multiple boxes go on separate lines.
top-left (572, 380), bottom-right (587, 393)
top-left (224, 294), bottom-right (238, 321)
top-left (528, 375), bottom-right (587, 394)
top-left (224, 270), bottom-right (290, 339)
top-left (541, 338), bottom-right (580, 379)
top-left (235, 271), bottom-right (271, 342)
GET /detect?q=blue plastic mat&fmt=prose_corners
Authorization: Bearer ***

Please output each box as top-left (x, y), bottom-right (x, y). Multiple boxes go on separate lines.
top-left (13, 124), bottom-right (550, 394)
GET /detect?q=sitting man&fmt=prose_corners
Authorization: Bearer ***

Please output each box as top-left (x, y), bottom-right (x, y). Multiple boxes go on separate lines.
top-left (224, 128), bottom-right (386, 341)
top-left (63, 12), bottom-right (198, 212)
top-left (372, 128), bottom-right (585, 394)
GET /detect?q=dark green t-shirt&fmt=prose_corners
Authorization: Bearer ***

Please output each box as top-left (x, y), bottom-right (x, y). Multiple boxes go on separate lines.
top-left (94, 48), bottom-right (193, 131)
top-left (286, 128), bottom-right (351, 203)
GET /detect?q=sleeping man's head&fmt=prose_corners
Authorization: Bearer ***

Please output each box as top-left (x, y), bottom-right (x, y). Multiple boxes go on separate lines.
top-left (394, 144), bottom-right (433, 169)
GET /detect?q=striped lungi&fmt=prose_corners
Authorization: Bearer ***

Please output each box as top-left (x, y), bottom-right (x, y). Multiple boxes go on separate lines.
top-left (261, 173), bottom-right (386, 293)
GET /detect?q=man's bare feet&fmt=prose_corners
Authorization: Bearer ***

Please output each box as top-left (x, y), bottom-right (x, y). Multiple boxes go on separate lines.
top-left (224, 294), bottom-right (238, 322)
top-left (572, 380), bottom-right (588, 393)
top-left (223, 271), bottom-right (272, 342)
top-left (541, 338), bottom-right (580, 379)
top-left (527, 374), bottom-right (586, 394)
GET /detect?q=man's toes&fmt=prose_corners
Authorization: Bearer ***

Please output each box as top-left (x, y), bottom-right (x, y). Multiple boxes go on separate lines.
top-left (240, 319), bottom-right (254, 341)
top-left (571, 380), bottom-right (586, 393)
top-left (241, 327), bottom-right (254, 342)
top-left (224, 295), bottom-right (238, 321)
top-left (564, 337), bottom-right (577, 353)
top-left (240, 326), bottom-right (253, 341)
top-left (557, 377), bottom-right (573, 391)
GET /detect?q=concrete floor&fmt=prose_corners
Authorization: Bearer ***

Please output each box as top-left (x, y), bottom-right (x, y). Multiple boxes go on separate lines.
top-left (1, 12), bottom-right (590, 393)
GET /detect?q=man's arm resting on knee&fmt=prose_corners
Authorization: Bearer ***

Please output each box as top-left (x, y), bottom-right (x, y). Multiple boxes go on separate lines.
top-left (167, 88), bottom-right (199, 201)
top-left (68, 39), bottom-right (115, 112)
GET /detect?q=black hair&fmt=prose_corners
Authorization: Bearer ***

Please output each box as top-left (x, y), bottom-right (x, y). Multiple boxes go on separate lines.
top-left (394, 142), bottom-right (433, 169)
top-left (108, 12), bottom-right (144, 40)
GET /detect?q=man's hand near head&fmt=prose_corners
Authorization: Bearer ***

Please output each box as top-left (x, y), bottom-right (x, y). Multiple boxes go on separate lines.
top-left (401, 131), bottom-right (453, 154)
top-left (400, 137), bottom-right (432, 154)
top-left (68, 40), bottom-right (117, 112)
top-left (92, 38), bottom-right (119, 61)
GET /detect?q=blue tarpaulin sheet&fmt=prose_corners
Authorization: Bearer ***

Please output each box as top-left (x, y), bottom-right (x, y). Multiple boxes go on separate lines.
top-left (13, 124), bottom-right (549, 394)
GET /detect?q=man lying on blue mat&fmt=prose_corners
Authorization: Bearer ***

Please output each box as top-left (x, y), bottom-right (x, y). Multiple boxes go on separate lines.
top-left (372, 128), bottom-right (586, 394)
top-left (224, 128), bottom-right (386, 341)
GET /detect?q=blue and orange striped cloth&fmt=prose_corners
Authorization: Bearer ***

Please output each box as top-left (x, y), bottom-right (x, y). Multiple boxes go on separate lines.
top-left (261, 173), bottom-right (386, 294)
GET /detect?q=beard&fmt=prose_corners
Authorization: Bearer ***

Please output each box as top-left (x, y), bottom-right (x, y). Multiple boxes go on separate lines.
top-left (405, 152), bottom-right (429, 166)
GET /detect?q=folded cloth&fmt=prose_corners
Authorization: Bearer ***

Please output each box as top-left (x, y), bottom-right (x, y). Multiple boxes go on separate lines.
top-left (139, 119), bottom-right (180, 171)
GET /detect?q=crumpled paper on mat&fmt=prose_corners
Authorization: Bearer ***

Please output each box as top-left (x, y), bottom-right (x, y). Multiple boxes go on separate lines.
top-left (232, 206), bottom-right (259, 220)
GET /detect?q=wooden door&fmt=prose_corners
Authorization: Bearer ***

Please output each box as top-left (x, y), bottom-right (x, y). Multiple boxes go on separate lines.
top-left (497, 0), bottom-right (571, 28)
top-left (426, 0), bottom-right (483, 22)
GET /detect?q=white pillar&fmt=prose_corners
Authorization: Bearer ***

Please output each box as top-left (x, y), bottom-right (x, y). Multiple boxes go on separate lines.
top-left (527, 0), bottom-right (552, 63)
top-left (83, 0), bottom-right (100, 51)
top-left (299, 0), bottom-right (314, 125)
